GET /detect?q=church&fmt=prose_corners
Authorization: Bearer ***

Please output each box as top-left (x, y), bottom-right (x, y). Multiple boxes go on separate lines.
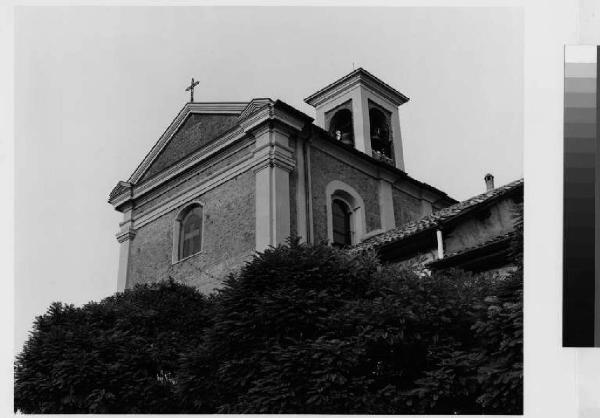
top-left (109, 68), bottom-right (522, 293)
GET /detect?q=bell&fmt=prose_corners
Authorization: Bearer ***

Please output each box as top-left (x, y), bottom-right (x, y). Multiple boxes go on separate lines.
top-left (341, 132), bottom-right (354, 146)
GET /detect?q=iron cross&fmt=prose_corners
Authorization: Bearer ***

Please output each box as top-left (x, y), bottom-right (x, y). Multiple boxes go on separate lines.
top-left (185, 78), bottom-right (200, 102)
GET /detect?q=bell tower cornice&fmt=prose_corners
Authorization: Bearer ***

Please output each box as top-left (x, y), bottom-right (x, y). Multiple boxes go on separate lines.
top-left (304, 67), bottom-right (409, 108)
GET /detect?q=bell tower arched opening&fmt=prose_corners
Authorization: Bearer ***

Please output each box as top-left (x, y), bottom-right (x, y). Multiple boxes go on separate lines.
top-left (327, 105), bottom-right (354, 147)
top-left (369, 106), bottom-right (393, 161)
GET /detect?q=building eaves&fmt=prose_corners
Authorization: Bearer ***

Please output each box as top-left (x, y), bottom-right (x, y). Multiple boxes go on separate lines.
top-left (426, 232), bottom-right (516, 270)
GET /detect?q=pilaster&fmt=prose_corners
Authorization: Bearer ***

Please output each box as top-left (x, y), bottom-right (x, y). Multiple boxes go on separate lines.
top-left (252, 124), bottom-right (295, 251)
top-left (378, 179), bottom-right (396, 231)
top-left (391, 108), bottom-right (405, 170)
top-left (115, 206), bottom-right (135, 292)
top-left (351, 88), bottom-right (372, 155)
top-left (295, 137), bottom-right (309, 242)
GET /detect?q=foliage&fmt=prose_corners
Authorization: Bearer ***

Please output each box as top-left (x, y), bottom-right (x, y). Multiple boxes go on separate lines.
top-left (176, 238), bottom-right (523, 414)
top-left (14, 279), bottom-right (213, 414)
top-left (16, 239), bottom-right (522, 414)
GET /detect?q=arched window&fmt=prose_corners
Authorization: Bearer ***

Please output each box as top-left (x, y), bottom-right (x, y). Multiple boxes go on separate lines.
top-left (173, 203), bottom-right (203, 262)
top-left (331, 199), bottom-right (352, 248)
top-left (369, 107), bottom-right (392, 159)
top-left (325, 180), bottom-right (366, 246)
top-left (329, 109), bottom-right (354, 146)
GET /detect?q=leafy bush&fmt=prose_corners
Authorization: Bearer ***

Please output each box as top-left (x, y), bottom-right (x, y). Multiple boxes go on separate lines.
top-left (16, 239), bottom-right (522, 414)
top-left (400, 269), bottom-right (523, 414)
top-left (176, 240), bottom-right (382, 413)
top-left (176, 239), bottom-right (522, 414)
top-left (14, 279), bottom-right (213, 413)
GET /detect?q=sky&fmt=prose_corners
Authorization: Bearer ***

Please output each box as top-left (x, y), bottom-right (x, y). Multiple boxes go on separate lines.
top-left (14, 6), bottom-right (523, 353)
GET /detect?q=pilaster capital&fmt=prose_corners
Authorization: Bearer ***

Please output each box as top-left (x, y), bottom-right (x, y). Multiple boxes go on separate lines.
top-left (252, 146), bottom-right (296, 173)
top-left (116, 227), bottom-right (136, 243)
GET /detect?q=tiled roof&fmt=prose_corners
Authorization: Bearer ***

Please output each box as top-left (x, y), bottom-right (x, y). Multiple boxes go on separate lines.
top-left (354, 178), bottom-right (523, 252)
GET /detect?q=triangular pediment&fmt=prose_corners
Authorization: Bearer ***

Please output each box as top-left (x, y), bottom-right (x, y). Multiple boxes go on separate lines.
top-left (138, 112), bottom-right (239, 182)
top-left (129, 102), bottom-right (247, 184)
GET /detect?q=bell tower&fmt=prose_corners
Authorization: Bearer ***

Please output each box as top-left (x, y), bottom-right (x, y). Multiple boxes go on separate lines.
top-left (304, 68), bottom-right (409, 171)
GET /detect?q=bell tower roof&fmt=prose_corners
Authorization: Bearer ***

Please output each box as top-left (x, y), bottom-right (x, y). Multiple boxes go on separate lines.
top-left (304, 67), bottom-right (409, 108)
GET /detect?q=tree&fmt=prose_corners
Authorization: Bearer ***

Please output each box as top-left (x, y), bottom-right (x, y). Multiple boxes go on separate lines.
top-left (14, 279), bottom-right (213, 414)
top-left (177, 239), bottom-right (523, 414)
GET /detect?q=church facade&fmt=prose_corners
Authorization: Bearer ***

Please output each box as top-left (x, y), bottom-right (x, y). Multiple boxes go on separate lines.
top-left (109, 68), bottom-right (518, 293)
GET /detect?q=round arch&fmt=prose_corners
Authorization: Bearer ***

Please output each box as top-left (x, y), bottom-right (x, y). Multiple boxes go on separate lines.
top-left (325, 180), bottom-right (367, 245)
top-left (329, 109), bottom-right (354, 146)
top-left (172, 200), bottom-right (205, 263)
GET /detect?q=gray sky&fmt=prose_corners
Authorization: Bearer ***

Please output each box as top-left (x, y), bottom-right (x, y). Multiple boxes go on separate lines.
top-left (15, 6), bottom-right (523, 352)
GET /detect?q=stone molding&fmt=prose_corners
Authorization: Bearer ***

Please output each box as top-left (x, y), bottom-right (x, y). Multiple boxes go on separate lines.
top-left (111, 100), bottom-right (310, 211)
top-left (128, 131), bottom-right (298, 232)
top-left (132, 153), bottom-right (255, 229)
top-left (133, 127), bottom-right (247, 197)
top-left (133, 138), bottom-right (253, 212)
top-left (116, 227), bottom-right (136, 243)
top-left (110, 127), bottom-right (247, 209)
top-left (305, 68), bottom-right (409, 108)
top-left (252, 136), bottom-right (296, 173)
top-left (128, 102), bottom-right (248, 185)
top-left (238, 101), bottom-right (310, 134)
top-left (238, 98), bottom-right (274, 121)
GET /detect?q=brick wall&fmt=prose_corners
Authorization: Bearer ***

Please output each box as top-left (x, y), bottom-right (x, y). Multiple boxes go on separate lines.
top-left (309, 146), bottom-right (381, 243)
top-left (391, 186), bottom-right (427, 226)
top-left (127, 170), bottom-right (255, 294)
top-left (133, 139), bottom-right (254, 219)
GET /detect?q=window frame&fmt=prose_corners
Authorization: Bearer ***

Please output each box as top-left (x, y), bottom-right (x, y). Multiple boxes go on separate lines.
top-left (325, 180), bottom-right (366, 246)
top-left (172, 201), bottom-right (205, 263)
top-left (331, 197), bottom-right (353, 248)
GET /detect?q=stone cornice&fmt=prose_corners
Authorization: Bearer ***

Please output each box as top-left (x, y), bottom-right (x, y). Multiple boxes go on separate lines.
top-left (110, 99), bottom-right (313, 211)
top-left (133, 138), bottom-right (254, 212)
top-left (109, 182), bottom-right (134, 209)
top-left (132, 127), bottom-right (247, 198)
top-left (238, 99), bottom-right (313, 134)
top-left (238, 98), bottom-right (274, 121)
top-left (109, 127), bottom-right (248, 211)
top-left (186, 102), bottom-right (249, 113)
top-left (304, 68), bottom-right (409, 108)
top-left (252, 144), bottom-right (296, 173)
